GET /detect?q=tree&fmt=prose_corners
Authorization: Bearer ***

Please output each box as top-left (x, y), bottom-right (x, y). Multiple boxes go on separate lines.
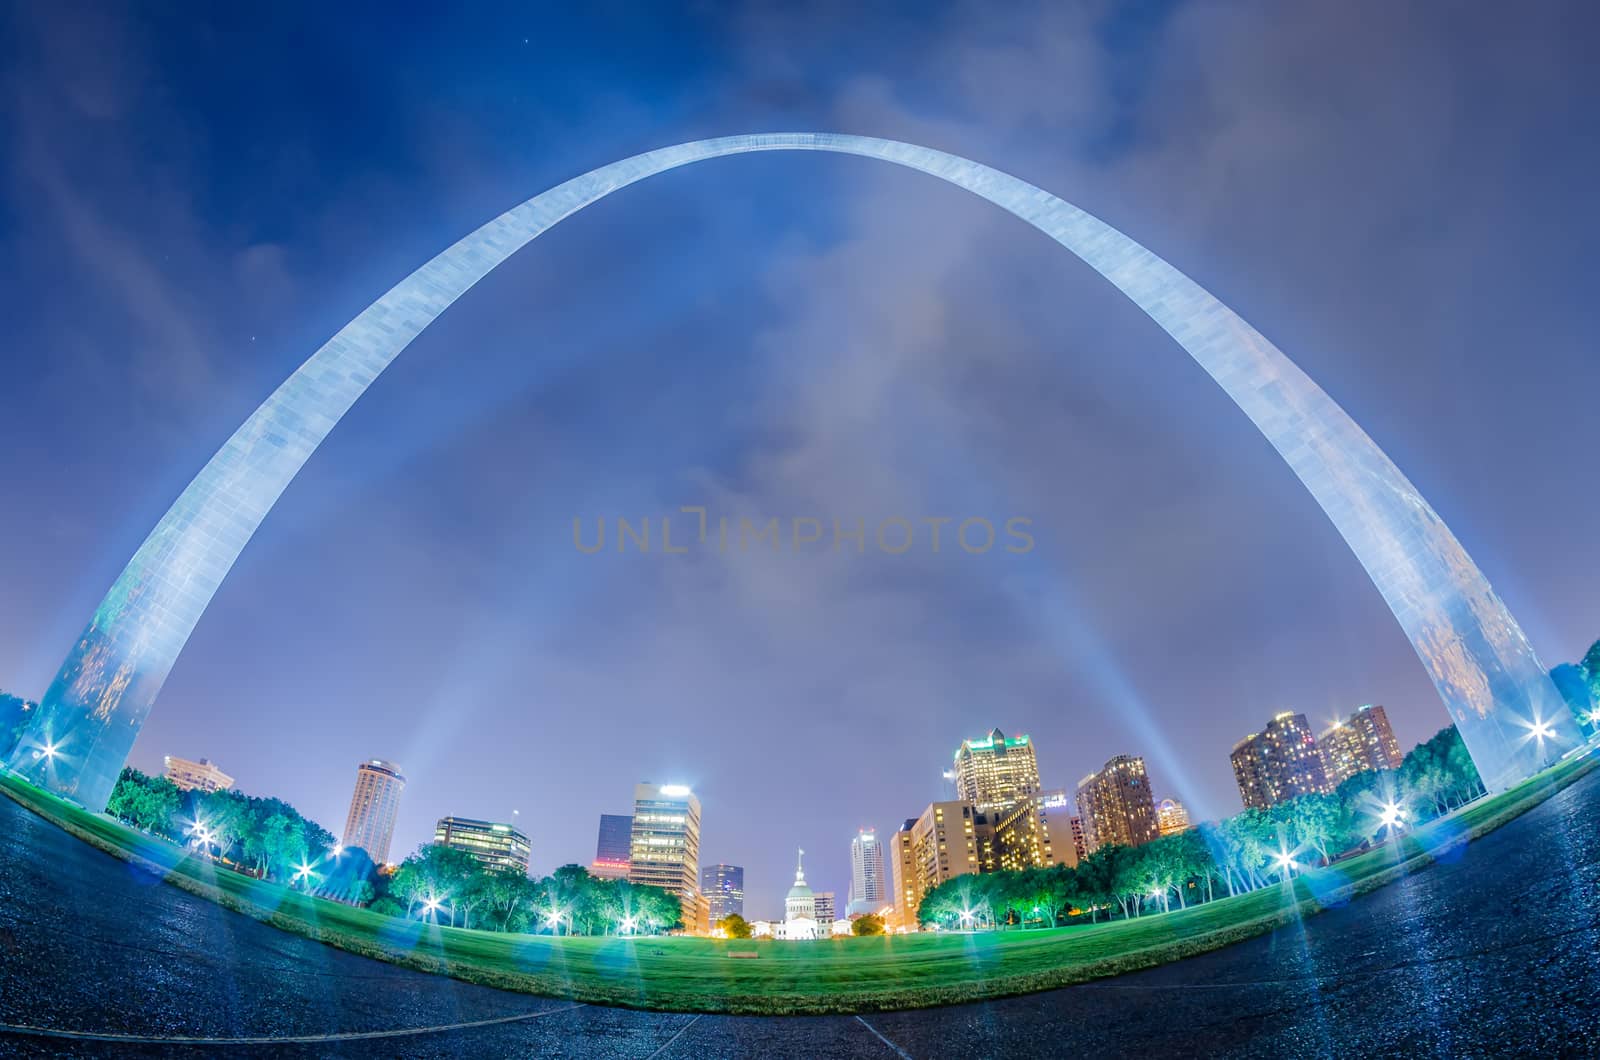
top-left (106, 769), bottom-right (182, 837)
top-left (852, 914), bottom-right (885, 936)
top-left (718, 913), bottom-right (753, 939)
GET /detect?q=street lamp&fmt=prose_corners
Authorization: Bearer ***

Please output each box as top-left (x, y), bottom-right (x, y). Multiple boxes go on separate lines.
top-left (1273, 850), bottom-right (1297, 882)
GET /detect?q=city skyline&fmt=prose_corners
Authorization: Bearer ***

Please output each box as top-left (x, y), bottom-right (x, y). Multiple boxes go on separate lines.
top-left (3, 4), bottom-right (1599, 918)
top-left (88, 687), bottom-right (1514, 917)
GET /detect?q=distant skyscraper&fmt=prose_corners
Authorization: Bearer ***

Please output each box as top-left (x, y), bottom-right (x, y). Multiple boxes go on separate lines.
top-left (700, 863), bottom-right (745, 922)
top-left (1320, 705), bottom-right (1404, 786)
top-left (629, 783), bottom-right (701, 917)
top-left (162, 755), bottom-right (234, 793)
top-left (434, 817), bottom-right (531, 874)
top-left (1231, 712), bottom-right (1331, 810)
top-left (592, 813), bottom-right (633, 879)
top-left (813, 890), bottom-right (836, 929)
top-left (341, 759), bottom-right (405, 864)
top-left (1156, 798), bottom-right (1192, 836)
top-left (1075, 755), bottom-right (1158, 853)
top-left (952, 728), bottom-right (1041, 811)
top-left (848, 828), bottom-right (887, 915)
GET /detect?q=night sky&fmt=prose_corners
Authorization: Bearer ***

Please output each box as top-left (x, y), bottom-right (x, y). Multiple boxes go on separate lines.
top-left (2, 3), bottom-right (1597, 918)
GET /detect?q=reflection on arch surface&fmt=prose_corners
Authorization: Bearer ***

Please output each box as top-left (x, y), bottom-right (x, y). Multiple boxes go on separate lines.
top-left (7, 133), bottom-right (1577, 809)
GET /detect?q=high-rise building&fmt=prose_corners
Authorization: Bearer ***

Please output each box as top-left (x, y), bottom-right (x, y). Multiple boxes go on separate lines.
top-left (592, 813), bottom-right (633, 879)
top-left (1156, 798), bottom-right (1191, 836)
top-left (993, 798), bottom-right (1054, 871)
top-left (433, 816), bottom-right (531, 874)
top-left (813, 890), bottom-right (836, 931)
top-left (700, 863), bottom-right (745, 922)
top-left (1035, 790), bottom-right (1080, 868)
top-left (1231, 712), bottom-right (1331, 810)
top-left (628, 783), bottom-right (701, 920)
top-left (952, 728), bottom-right (1041, 811)
top-left (1075, 755), bottom-right (1158, 853)
top-left (341, 759), bottom-right (405, 865)
top-left (888, 801), bottom-right (990, 932)
top-left (1320, 704), bottom-right (1404, 786)
top-left (848, 828), bottom-right (888, 915)
top-left (1069, 814), bottom-right (1089, 863)
top-left (162, 755), bottom-right (234, 794)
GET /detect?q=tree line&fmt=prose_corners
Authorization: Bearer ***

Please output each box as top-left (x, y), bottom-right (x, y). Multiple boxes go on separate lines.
top-left (918, 724), bottom-right (1486, 930)
top-left (104, 767), bottom-right (681, 934)
top-left (381, 845), bottom-right (680, 934)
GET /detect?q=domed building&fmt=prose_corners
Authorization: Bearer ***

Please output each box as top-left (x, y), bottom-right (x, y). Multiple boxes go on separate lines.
top-left (777, 848), bottom-right (822, 940)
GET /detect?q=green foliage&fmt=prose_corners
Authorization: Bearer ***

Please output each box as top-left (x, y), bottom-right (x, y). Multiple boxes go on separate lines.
top-left (385, 850), bottom-right (679, 935)
top-left (851, 914), bottom-right (885, 936)
top-left (918, 725), bottom-right (1487, 930)
top-left (105, 768), bottom-right (182, 836)
top-left (719, 913), bottom-right (753, 939)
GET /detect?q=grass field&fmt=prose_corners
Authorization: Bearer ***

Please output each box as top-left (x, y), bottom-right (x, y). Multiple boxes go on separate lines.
top-left (3, 748), bottom-right (1595, 1015)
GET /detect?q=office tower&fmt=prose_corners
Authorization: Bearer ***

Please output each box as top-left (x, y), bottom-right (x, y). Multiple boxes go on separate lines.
top-left (1320, 704), bottom-right (1404, 786)
top-left (813, 890), bottom-right (836, 930)
top-left (952, 728), bottom-right (1041, 811)
top-left (1156, 798), bottom-right (1192, 836)
top-left (700, 863), bottom-right (745, 922)
top-left (993, 799), bottom-right (1054, 871)
top-left (592, 813), bottom-right (633, 879)
top-left (1075, 755), bottom-right (1159, 853)
top-left (162, 755), bottom-right (234, 794)
top-left (1069, 814), bottom-right (1089, 863)
top-left (433, 816), bottom-right (531, 874)
top-left (888, 801), bottom-right (989, 932)
top-left (1034, 790), bottom-right (1080, 868)
top-left (1231, 712), bottom-right (1331, 810)
top-left (628, 783), bottom-right (702, 915)
top-left (848, 828), bottom-right (887, 915)
top-left (341, 759), bottom-right (405, 864)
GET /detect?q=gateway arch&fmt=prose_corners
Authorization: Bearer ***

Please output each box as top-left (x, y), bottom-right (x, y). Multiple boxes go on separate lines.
top-left (7, 133), bottom-right (1577, 810)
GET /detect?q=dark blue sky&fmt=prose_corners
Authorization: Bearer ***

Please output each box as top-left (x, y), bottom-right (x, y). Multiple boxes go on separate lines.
top-left (2, 3), bottom-right (1597, 916)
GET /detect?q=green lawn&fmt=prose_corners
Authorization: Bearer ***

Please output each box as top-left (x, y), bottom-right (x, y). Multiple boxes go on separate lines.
top-left (2, 748), bottom-right (1595, 1015)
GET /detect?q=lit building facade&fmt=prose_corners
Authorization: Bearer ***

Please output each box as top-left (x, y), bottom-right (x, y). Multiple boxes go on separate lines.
top-left (1231, 712), bottom-right (1330, 810)
top-left (848, 827), bottom-right (887, 915)
top-left (952, 728), bottom-right (1041, 811)
top-left (700, 863), bottom-right (745, 922)
top-left (994, 799), bottom-right (1054, 871)
top-left (1320, 704), bottom-right (1404, 786)
top-left (777, 849), bottom-right (822, 940)
top-left (1156, 798), bottom-right (1191, 836)
top-left (434, 816), bottom-right (531, 874)
top-left (341, 759), bottom-right (405, 865)
top-left (628, 783), bottom-right (701, 919)
top-left (1075, 755), bottom-right (1158, 853)
top-left (163, 755), bottom-right (234, 793)
top-left (889, 801), bottom-right (989, 932)
top-left (1069, 815), bottom-right (1089, 863)
top-left (592, 813), bottom-right (633, 879)
top-left (813, 891), bottom-right (836, 932)
top-left (1035, 790), bottom-right (1080, 867)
